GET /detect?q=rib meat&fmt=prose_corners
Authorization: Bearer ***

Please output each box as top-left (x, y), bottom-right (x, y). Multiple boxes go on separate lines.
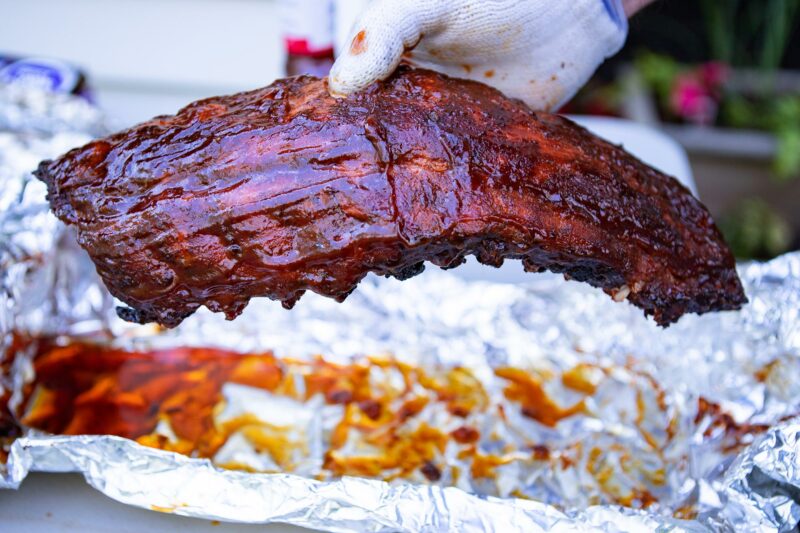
top-left (36, 67), bottom-right (746, 328)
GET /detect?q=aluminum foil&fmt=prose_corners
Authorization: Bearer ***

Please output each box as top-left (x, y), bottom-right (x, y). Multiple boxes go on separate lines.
top-left (2, 84), bottom-right (800, 533)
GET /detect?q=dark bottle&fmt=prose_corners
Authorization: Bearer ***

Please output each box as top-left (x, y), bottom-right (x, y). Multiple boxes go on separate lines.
top-left (281, 0), bottom-right (336, 77)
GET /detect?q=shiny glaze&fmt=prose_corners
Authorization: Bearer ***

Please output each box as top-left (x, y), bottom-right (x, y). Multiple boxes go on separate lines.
top-left (36, 67), bottom-right (745, 327)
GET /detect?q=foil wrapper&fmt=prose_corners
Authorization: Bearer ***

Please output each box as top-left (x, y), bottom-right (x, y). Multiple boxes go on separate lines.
top-left (1, 84), bottom-right (800, 533)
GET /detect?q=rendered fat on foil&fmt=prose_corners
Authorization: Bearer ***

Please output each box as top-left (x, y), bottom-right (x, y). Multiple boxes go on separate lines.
top-left (2, 84), bottom-right (800, 533)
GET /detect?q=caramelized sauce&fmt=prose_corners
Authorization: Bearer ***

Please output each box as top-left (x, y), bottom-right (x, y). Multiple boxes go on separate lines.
top-left (561, 363), bottom-right (605, 395)
top-left (694, 397), bottom-right (770, 453)
top-left (494, 367), bottom-right (586, 427)
top-left (36, 67), bottom-right (745, 329)
top-left (6, 339), bottom-right (601, 480)
top-left (2, 335), bottom-right (775, 513)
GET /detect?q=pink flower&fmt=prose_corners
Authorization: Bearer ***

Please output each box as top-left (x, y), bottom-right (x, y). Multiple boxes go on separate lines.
top-left (700, 61), bottom-right (730, 96)
top-left (670, 73), bottom-right (718, 126)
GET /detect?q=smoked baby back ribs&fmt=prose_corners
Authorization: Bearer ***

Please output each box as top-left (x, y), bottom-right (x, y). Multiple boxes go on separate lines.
top-left (36, 67), bottom-right (746, 328)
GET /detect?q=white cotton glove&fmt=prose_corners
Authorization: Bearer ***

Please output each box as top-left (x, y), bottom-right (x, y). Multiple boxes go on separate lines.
top-left (329, 0), bottom-right (628, 111)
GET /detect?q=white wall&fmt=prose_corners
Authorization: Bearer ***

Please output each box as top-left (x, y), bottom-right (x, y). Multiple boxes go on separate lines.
top-left (0, 0), bottom-right (286, 126)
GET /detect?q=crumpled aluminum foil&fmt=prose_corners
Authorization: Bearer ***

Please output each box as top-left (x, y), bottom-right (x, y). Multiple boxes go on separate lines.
top-left (1, 84), bottom-right (800, 533)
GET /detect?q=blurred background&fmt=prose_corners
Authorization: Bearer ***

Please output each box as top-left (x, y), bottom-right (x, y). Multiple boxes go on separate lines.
top-left (1, 0), bottom-right (798, 260)
top-left (568, 0), bottom-right (800, 261)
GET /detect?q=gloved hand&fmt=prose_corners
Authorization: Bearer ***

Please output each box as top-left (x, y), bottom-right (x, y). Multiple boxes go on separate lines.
top-left (329, 0), bottom-right (628, 111)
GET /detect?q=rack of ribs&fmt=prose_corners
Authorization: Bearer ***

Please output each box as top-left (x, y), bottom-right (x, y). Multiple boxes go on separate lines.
top-left (36, 67), bottom-right (746, 328)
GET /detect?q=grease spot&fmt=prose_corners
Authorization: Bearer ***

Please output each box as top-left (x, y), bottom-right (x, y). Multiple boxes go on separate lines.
top-left (350, 30), bottom-right (367, 55)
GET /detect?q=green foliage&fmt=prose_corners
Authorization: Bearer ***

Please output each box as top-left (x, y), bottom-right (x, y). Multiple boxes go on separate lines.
top-left (773, 98), bottom-right (800, 181)
top-left (719, 198), bottom-right (793, 260)
top-left (761, 0), bottom-right (800, 69)
top-left (699, 0), bottom-right (739, 65)
top-left (699, 0), bottom-right (800, 70)
top-left (721, 93), bottom-right (800, 181)
top-left (636, 52), bottom-right (680, 109)
top-left (635, 1), bottom-right (800, 259)
top-left (635, 51), bottom-right (800, 181)
top-left (775, 127), bottom-right (800, 181)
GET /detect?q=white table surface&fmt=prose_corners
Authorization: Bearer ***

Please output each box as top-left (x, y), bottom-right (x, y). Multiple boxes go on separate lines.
top-left (1, 474), bottom-right (313, 533)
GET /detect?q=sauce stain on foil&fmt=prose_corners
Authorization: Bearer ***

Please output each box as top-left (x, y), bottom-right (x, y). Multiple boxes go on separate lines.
top-left (1, 336), bottom-right (777, 512)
